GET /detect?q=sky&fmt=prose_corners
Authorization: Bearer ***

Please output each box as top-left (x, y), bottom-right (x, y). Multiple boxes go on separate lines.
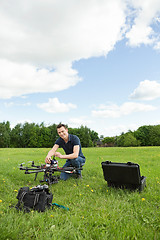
top-left (1, 0), bottom-right (160, 137)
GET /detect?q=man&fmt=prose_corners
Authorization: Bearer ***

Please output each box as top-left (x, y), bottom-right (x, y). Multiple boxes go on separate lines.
top-left (45, 123), bottom-right (86, 180)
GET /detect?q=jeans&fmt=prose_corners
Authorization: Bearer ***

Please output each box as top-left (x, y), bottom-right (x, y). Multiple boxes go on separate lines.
top-left (60, 156), bottom-right (86, 180)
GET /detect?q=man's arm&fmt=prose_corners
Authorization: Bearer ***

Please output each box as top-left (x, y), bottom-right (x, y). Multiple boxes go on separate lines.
top-left (55, 145), bottom-right (79, 159)
top-left (45, 144), bottom-right (59, 163)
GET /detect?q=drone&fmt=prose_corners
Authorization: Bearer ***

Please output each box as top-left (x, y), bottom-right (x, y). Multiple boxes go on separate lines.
top-left (19, 158), bottom-right (83, 185)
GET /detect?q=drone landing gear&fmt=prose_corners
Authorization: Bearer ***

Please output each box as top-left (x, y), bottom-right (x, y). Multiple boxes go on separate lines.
top-left (40, 172), bottom-right (59, 185)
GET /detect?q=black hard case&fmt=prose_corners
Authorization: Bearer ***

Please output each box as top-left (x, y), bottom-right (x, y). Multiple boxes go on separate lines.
top-left (101, 161), bottom-right (146, 191)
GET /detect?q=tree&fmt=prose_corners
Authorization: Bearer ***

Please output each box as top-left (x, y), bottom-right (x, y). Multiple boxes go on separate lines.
top-left (90, 130), bottom-right (99, 146)
top-left (102, 136), bottom-right (116, 146)
top-left (38, 123), bottom-right (52, 148)
top-left (0, 121), bottom-right (11, 147)
top-left (116, 131), bottom-right (140, 147)
top-left (78, 126), bottom-right (94, 147)
top-left (134, 125), bottom-right (153, 146)
top-left (21, 122), bottom-right (39, 148)
top-left (10, 123), bottom-right (23, 147)
top-left (150, 125), bottom-right (160, 146)
top-left (69, 126), bottom-right (95, 147)
top-left (48, 123), bottom-right (59, 145)
top-left (28, 124), bottom-right (40, 148)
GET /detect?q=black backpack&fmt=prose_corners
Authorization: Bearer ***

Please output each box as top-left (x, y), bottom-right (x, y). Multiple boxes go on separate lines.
top-left (16, 185), bottom-right (53, 212)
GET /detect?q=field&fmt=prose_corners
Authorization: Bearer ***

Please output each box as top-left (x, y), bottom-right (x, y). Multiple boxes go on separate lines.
top-left (0, 147), bottom-right (160, 240)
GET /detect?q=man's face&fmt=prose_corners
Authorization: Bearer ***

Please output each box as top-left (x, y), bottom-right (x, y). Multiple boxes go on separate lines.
top-left (57, 126), bottom-right (68, 140)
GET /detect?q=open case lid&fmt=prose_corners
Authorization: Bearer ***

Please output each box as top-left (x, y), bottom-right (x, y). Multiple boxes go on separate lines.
top-left (101, 161), bottom-right (141, 185)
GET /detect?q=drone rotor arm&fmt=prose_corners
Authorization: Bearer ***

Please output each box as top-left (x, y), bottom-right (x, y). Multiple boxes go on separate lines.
top-left (25, 169), bottom-right (45, 174)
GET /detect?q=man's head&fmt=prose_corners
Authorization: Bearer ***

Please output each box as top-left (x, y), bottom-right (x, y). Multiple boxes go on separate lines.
top-left (57, 124), bottom-right (68, 141)
top-left (56, 123), bottom-right (67, 129)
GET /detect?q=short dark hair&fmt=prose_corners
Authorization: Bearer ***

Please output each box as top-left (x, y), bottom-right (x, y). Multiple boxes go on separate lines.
top-left (56, 123), bottom-right (67, 129)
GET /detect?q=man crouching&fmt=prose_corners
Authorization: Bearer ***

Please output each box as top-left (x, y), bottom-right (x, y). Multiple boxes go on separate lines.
top-left (45, 124), bottom-right (86, 180)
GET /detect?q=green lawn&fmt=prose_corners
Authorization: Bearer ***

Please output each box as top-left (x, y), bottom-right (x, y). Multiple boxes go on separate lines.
top-left (0, 147), bottom-right (160, 240)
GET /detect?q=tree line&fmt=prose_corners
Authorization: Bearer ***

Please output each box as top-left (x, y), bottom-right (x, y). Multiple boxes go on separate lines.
top-left (1, 121), bottom-right (160, 148)
top-left (102, 125), bottom-right (160, 147)
top-left (0, 121), bottom-right (99, 148)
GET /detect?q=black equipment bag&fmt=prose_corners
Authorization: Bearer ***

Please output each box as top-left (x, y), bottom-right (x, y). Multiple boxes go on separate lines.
top-left (16, 185), bottom-right (53, 212)
top-left (101, 161), bottom-right (146, 192)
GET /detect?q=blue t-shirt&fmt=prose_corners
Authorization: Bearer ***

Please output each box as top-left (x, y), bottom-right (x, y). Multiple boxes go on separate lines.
top-left (55, 134), bottom-right (85, 159)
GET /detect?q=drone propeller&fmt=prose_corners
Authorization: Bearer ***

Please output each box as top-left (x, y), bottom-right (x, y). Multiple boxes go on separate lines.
top-left (18, 163), bottom-right (26, 170)
top-left (18, 162), bottom-right (25, 167)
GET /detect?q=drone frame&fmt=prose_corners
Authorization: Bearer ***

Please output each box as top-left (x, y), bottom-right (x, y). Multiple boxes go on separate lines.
top-left (19, 160), bottom-right (83, 184)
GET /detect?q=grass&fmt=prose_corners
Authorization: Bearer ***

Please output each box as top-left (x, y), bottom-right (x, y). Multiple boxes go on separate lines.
top-left (0, 147), bottom-right (160, 240)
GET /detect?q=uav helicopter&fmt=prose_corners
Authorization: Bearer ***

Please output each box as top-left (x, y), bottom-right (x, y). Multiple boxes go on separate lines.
top-left (19, 158), bottom-right (83, 185)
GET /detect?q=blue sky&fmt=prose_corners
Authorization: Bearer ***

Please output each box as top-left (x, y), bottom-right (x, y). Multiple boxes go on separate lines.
top-left (0, 0), bottom-right (160, 137)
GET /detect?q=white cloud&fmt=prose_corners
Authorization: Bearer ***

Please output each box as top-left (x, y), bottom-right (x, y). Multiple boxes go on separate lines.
top-left (100, 120), bottom-right (160, 137)
top-left (0, 0), bottom-right (126, 64)
top-left (0, 0), bottom-right (160, 99)
top-left (92, 102), bottom-right (156, 118)
top-left (130, 80), bottom-right (160, 100)
top-left (4, 102), bottom-right (14, 107)
top-left (4, 101), bottom-right (31, 107)
top-left (101, 123), bottom-right (140, 137)
top-left (126, 24), bottom-right (154, 46)
top-left (0, 0), bottom-right (127, 99)
top-left (68, 117), bottom-right (92, 128)
top-left (126, 0), bottom-right (160, 46)
top-left (0, 59), bottom-right (81, 99)
top-left (37, 98), bottom-right (77, 113)
top-left (154, 41), bottom-right (160, 49)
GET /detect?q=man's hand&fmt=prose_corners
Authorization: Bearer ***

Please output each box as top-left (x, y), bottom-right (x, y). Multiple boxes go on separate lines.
top-left (45, 144), bottom-right (59, 163)
top-left (54, 152), bottom-right (63, 159)
top-left (45, 156), bottom-right (51, 164)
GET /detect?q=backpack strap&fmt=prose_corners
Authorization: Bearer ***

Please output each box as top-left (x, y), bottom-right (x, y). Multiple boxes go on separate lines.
top-left (52, 203), bottom-right (69, 211)
top-left (15, 192), bottom-right (27, 210)
top-left (33, 194), bottom-right (40, 207)
top-left (19, 192), bottom-right (27, 203)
